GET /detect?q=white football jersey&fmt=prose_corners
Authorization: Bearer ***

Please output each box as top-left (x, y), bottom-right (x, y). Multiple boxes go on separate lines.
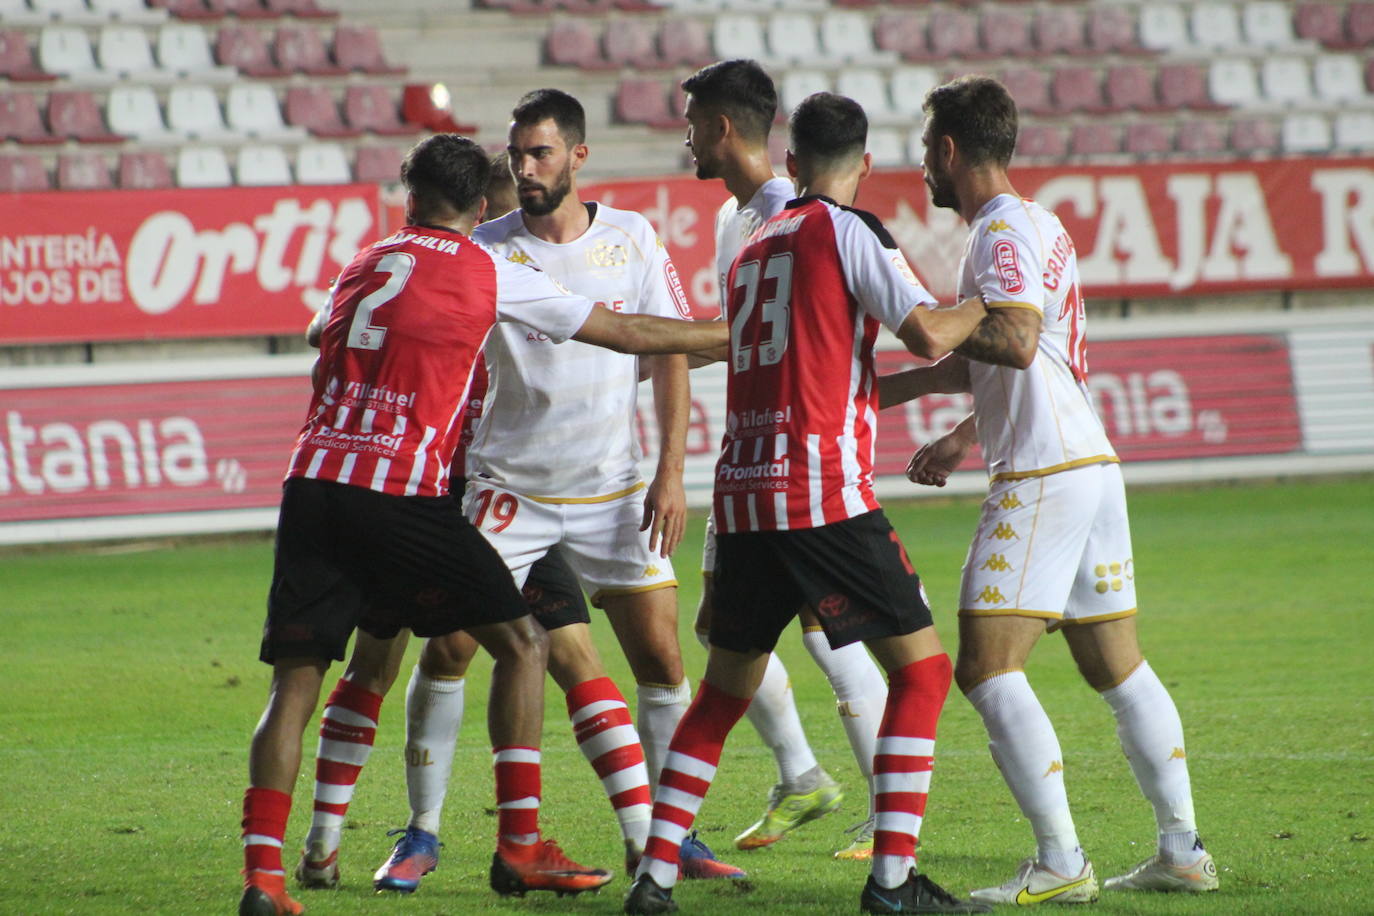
top-left (713, 176), bottom-right (794, 310)
top-left (960, 194), bottom-right (1117, 481)
top-left (468, 202), bottom-right (692, 499)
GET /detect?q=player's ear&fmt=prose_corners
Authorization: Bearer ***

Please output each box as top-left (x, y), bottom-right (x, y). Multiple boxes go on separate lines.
top-left (940, 134), bottom-right (956, 169)
top-left (785, 149), bottom-right (798, 178)
top-left (858, 151), bottom-right (873, 180)
top-left (571, 142), bottom-right (589, 172)
top-left (476, 196), bottom-right (489, 223)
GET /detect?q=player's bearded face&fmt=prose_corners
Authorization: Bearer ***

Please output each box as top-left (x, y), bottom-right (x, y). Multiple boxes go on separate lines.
top-left (518, 158), bottom-right (573, 216)
top-left (922, 132), bottom-right (959, 211)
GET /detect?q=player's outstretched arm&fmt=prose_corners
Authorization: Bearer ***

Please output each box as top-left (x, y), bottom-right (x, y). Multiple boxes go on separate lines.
top-left (878, 354), bottom-right (970, 410)
top-left (895, 294), bottom-right (987, 360)
top-left (906, 414), bottom-right (977, 488)
top-left (954, 304), bottom-right (1041, 369)
top-left (572, 307), bottom-right (728, 355)
top-left (642, 353), bottom-right (689, 557)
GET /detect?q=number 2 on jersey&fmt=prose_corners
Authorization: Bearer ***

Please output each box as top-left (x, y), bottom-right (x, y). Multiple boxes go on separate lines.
top-left (730, 253), bottom-right (792, 373)
top-left (472, 488), bottom-right (519, 533)
top-left (347, 252), bottom-right (416, 351)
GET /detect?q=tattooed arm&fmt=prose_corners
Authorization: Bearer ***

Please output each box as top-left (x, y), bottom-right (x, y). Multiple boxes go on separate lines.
top-left (954, 304), bottom-right (1041, 370)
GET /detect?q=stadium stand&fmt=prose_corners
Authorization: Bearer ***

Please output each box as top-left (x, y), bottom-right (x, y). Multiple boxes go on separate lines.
top-left (235, 142), bottom-right (292, 185)
top-left (117, 149), bottom-right (173, 188)
top-left (57, 149), bottom-right (114, 189)
top-left (48, 89), bottom-right (124, 142)
top-left (0, 150), bottom-right (50, 190)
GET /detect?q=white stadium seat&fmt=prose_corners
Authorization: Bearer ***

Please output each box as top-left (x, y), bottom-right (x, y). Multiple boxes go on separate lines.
top-left (97, 25), bottom-right (173, 80)
top-left (1208, 59), bottom-right (1261, 108)
top-left (226, 84), bottom-right (307, 141)
top-left (821, 11), bottom-right (893, 64)
top-left (890, 65), bottom-right (938, 117)
top-left (867, 128), bottom-right (905, 167)
top-left (176, 145), bottom-right (232, 188)
top-left (167, 84), bottom-right (234, 140)
top-left (836, 68), bottom-right (901, 126)
top-left (107, 85), bottom-right (178, 142)
top-left (711, 15), bottom-right (766, 62)
top-left (1139, 5), bottom-right (1190, 52)
top-left (767, 13), bottom-right (822, 66)
top-left (1334, 111), bottom-right (1374, 151)
top-left (237, 143), bottom-right (293, 186)
top-left (1281, 112), bottom-right (1331, 153)
top-left (1241, 0), bottom-right (1299, 48)
top-left (297, 142), bottom-right (352, 184)
top-left (89, 0), bottom-right (167, 23)
top-left (1260, 58), bottom-right (1312, 106)
top-left (779, 69), bottom-right (831, 114)
top-left (38, 26), bottom-right (113, 82)
top-left (1190, 2), bottom-right (1244, 51)
top-left (1314, 55), bottom-right (1368, 103)
top-left (157, 23), bottom-right (234, 81)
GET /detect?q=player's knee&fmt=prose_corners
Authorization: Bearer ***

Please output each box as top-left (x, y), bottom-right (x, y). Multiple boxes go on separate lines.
top-left (420, 630), bottom-right (483, 677)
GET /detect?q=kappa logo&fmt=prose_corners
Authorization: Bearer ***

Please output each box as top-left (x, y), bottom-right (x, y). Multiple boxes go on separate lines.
top-left (643, 565), bottom-right (661, 578)
top-left (980, 553), bottom-right (1013, 572)
top-left (996, 492), bottom-right (1024, 510)
top-left (506, 249), bottom-right (534, 265)
top-left (985, 219), bottom-right (1011, 234)
top-left (989, 522), bottom-right (1020, 541)
top-left (976, 586), bottom-right (1007, 605)
top-left (1044, 760), bottom-right (1064, 777)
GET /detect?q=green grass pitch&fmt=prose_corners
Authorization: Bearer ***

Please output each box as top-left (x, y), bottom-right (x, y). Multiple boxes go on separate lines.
top-left (2, 476), bottom-right (1370, 915)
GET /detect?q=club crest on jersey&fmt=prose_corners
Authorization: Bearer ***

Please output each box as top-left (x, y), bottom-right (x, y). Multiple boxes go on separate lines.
top-left (586, 240), bottom-right (627, 269)
top-left (993, 239), bottom-right (1025, 294)
top-left (891, 253), bottom-right (921, 287)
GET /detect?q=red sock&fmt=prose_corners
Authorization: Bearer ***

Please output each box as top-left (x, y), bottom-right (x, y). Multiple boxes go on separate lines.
top-left (567, 677), bottom-right (651, 840)
top-left (309, 677), bottom-right (384, 836)
top-left (493, 746), bottom-right (541, 847)
top-left (242, 786), bottom-right (292, 875)
top-left (873, 654), bottom-right (951, 861)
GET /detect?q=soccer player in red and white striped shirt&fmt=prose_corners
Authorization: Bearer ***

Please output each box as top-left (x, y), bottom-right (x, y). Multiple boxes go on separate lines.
top-left (625, 94), bottom-right (989, 916)
top-left (237, 134), bottom-right (726, 916)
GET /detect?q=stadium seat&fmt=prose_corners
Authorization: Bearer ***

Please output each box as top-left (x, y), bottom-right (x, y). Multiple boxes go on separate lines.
top-left (57, 150), bottom-right (114, 189)
top-left (1314, 55), bottom-right (1368, 103)
top-left (767, 12), bottom-right (823, 65)
top-left (613, 78), bottom-right (678, 128)
top-left (1350, 2), bottom-right (1374, 46)
top-left (1295, 2), bottom-right (1348, 46)
top-left (48, 89), bottom-right (124, 141)
top-left (779, 69), bottom-right (830, 114)
top-left (39, 25), bottom-right (114, 82)
top-left (928, 8), bottom-right (977, 59)
top-left (1001, 66), bottom-right (1053, 116)
top-left (0, 152), bottom-right (52, 191)
top-left (1260, 57), bottom-right (1312, 106)
top-left (1034, 6), bottom-right (1086, 56)
top-left (1280, 112), bottom-right (1331, 153)
top-left (333, 24), bottom-right (405, 75)
top-left (263, 0), bottom-right (336, 19)
top-left (1175, 119), bottom-right (1226, 156)
top-left (1138, 4), bottom-right (1190, 52)
top-left (0, 0), bottom-right (48, 26)
top-left (0, 91), bottom-right (63, 144)
top-left (273, 25), bottom-right (345, 75)
top-left (1241, 1), bottom-right (1298, 48)
top-left (296, 142), bottom-right (351, 184)
top-left (1189, 2), bottom-right (1244, 51)
top-left (107, 84), bottom-right (179, 141)
top-left (31, 0), bottom-right (101, 22)
top-left (711, 15), bottom-right (765, 61)
top-left (216, 25), bottom-right (284, 76)
top-left (1015, 124), bottom-right (1068, 160)
top-left (176, 145), bottom-right (232, 187)
top-left (657, 18), bottom-right (711, 67)
top-left (236, 143), bottom-right (291, 185)
top-left (1124, 122), bottom-right (1174, 157)
top-left (1229, 117), bottom-right (1279, 154)
top-left (867, 128), bottom-right (905, 167)
top-left (1087, 6), bottom-right (1142, 55)
top-left (118, 149), bottom-right (173, 188)
top-left (603, 18), bottom-right (662, 69)
top-left (98, 24), bottom-right (173, 80)
top-left (1051, 66), bottom-right (1106, 114)
top-left (1208, 59), bottom-right (1260, 108)
top-left (355, 144), bottom-right (404, 183)
top-left (166, 84), bottom-right (235, 139)
top-left (546, 20), bottom-right (612, 69)
top-left (285, 85), bottom-right (358, 137)
top-left (401, 83), bottom-right (476, 133)
top-left (208, 0), bottom-right (277, 17)
top-left (905, 127), bottom-right (925, 166)
top-left (837, 68), bottom-right (900, 125)
top-left (874, 11), bottom-right (928, 61)
top-left (344, 84), bottom-right (416, 137)
top-left (90, 0), bottom-right (168, 23)
top-left (156, 0), bottom-right (223, 22)
top-left (1159, 64), bottom-right (1218, 110)
top-left (979, 7), bottom-right (1031, 60)
top-left (227, 83), bottom-right (305, 139)
top-left (1334, 111), bottom-right (1374, 151)
top-left (889, 64), bottom-right (938, 117)
top-left (1069, 123), bottom-right (1121, 158)
top-left (821, 10), bottom-right (891, 63)
top-left (0, 30), bottom-right (56, 81)
top-left (1104, 65), bottom-right (1161, 113)
top-left (157, 22), bottom-right (235, 79)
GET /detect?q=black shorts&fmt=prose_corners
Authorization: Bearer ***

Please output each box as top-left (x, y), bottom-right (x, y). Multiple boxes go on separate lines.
top-left (261, 477), bottom-right (529, 664)
top-left (521, 544), bottom-right (589, 630)
top-left (710, 509), bottom-right (934, 654)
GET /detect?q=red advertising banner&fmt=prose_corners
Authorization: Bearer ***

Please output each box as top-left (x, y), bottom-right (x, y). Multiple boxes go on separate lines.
top-left (0, 185), bottom-right (381, 344)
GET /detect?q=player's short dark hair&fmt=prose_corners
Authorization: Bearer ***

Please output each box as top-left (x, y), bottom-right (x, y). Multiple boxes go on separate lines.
top-left (922, 75), bottom-right (1018, 168)
top-left (789, 92), bottom-right (867, 165)
top-left (681, 59), bottom-right (777, 142)
top-left (400, 134), bottom-right (490, 217)
top-left (511, 88), bottom-right (586, 146)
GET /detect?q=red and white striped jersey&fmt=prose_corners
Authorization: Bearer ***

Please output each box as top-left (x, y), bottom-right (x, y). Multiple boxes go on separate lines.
top-left (714, 196), bottom-right (937, 533)
top-left (286, 224), bottom-right (592, 497)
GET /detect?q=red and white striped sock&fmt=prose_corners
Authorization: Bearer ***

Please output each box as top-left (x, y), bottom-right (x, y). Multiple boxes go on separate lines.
top-left (871, 653), bottom-right (951, 889)
top-left (303, 676), bottom-right (384, 857)
top-left (242, 786), bottom-right (292, 876)
top-left (494, 746), bottom-right (541, 848)
top-left (638, 681), bottom-right (750, 890)
top-left (567, 677), bottom-right (652, 850)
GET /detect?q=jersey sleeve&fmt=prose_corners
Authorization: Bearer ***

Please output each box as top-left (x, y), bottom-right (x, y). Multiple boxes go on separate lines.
top-left (968, 219), bottom-right (1045, 313)
top-left (491, 252), bottom-right (595, 343)
top-left (639, 230), bottom-right (694, 321)
top-left (834, 208), bottom-right (938, 333)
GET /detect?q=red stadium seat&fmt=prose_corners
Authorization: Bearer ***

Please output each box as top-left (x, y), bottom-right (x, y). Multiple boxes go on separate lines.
top-left (48, 90), bottom-right (124, 142)
top-left (343, 84), bottom-right (416, 137)
top-left (979, 7), bottom-right (1030, 59)
top-left (1001, 66), bottom-right (1053, 115)
top-left (118, 150), bottom-right (174, 188)
top-left (1347, 2), bottom-right (1374, 46)
top-left (333, 25), bottom-right (406, 75)
top-left (216, 25), bottom-right (285, 76)
top-left (1034, 6), bottom-right (1086, 56)
top-left (401, 83), bottom-right (477, 133)
top-left (0, 152), bottom-right (52, 191)
top-left (0, 91), bottom-right (62, 145)
top-left (1295, 2), bottom-right (1348, 46)
top-left (1159, 64), bottom-right (1220, 110)
top-left (1051, 66), bottom-right (1106, 113)
top-left (1104, 65), bottom-right (1162, 112)
top-left (285, 85), bottom-right (359, 137)
top-left (928, 8), bottom-right (977, 59)
top-left (58, 151), bottom-right (114, 190)
top-left (0, 30), bottom-right (56, 82)
top-left (158, 0), bottom-right (225, 21)
top-left (1229, 118), bottom-right (1279, 155)
top-left (355, 144), bottom-right (404, 183)
top-left (604, 18), bottom-right (662, 69)
top-left (614, 78), bottom-right (679, 129)
top-left (1069, 123), bottom-right (1121, 157)
top-left (545, 20), bottom-right (613, 70)
top-left (208, 0), bottom-right (277, 17)
top-left (1175, 119), bottom-right (1226, 156)
top-left (1015, 124), bottom-right (1068, 160)
top-left (658, 18), bottom-right (711, 68)
top-left (273, 25), bottom-right (345, 75)
top-left (874, 12), bottom-right (929, 61)
top-left (263, 0), bottom-right (336, 19)
top-left (1087, 6), bottom-right (1142, 55)
top-left (1124, 122), bottom-right (1174, 157)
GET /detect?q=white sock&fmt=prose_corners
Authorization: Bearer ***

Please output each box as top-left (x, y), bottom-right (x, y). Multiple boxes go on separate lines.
top-left (803, 629), bottom-right (885, 815)
top-left (402, 664), bottom-right (465, 835)
top-left (1100, 660), bottom-right (1199, 862)
top-left (967, 671), bottom-right (1085, 876)
top-left (698, 630), bottom-right (817, 787)
top-left (636, 679), bottom-right (690, 794)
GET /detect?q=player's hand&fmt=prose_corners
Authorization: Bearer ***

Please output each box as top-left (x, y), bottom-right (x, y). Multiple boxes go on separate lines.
top-left (906, 433), bottom-right (971, 488)
top-left (642, 474), bottom-right (687, 558)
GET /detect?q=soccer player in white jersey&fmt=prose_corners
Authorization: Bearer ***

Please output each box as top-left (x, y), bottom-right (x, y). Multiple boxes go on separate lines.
top-left (625, 93), bottom-right (990, 916)
top-left (681, 58), bottom-right (892, 861)
top-left (899, 75), bottom-right (1217, 905)
top-left (238, 134), bottom-right (728, 916)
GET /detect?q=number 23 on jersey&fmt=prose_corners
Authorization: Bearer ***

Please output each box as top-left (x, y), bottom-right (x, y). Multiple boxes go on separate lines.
top-left (729, 253), bottom-right (793, 373)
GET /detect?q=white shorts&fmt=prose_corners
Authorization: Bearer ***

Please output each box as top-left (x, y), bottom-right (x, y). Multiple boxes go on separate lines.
top-left (701, 510), bottom-right (717, 576)
top-left (462, 480), bottom-right (677, 607)
top-left (959, 462), bottom-right (1137, 629)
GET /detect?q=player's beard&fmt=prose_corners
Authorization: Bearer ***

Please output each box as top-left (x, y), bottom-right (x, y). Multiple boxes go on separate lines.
top-left (925, 168), bottom-right (959, 211)
top-left (519, 161), bottom-right (574, 216)
top-left (693, 150), bottom-right (720, 181)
